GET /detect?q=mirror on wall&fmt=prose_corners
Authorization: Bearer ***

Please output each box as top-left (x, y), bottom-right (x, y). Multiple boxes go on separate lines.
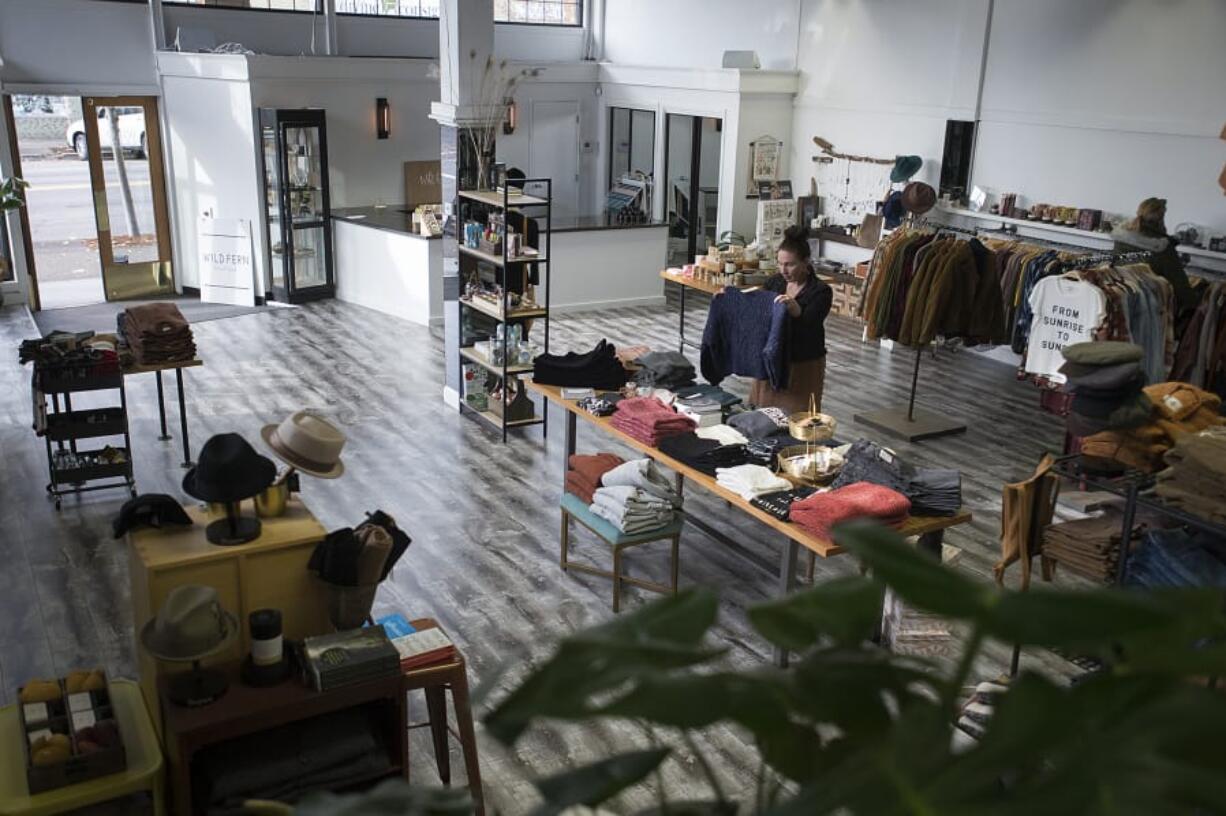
top-left (607, 107), bottom-right (656, 219)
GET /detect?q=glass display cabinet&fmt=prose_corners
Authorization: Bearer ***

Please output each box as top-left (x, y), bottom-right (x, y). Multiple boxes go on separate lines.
top-left (259, 108), bottom-right (334, 303)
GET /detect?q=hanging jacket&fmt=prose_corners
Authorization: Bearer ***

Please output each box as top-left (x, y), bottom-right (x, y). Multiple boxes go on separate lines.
top-left (995, 453), bottom-right (1060, 590)
top-left (700, 287), bottom-right (790, 389)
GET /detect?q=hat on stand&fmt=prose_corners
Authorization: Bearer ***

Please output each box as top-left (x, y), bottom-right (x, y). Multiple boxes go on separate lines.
top-left (901, 182), bottom-right (937, 216)
top-left (141, 584), bottom-right (238, 663)
top-left (183, 434), bottom-right (276, 503)
top-left (890, 155), bottom-right (923, 184)
top-left (261, 411), bottom-right (346, 479)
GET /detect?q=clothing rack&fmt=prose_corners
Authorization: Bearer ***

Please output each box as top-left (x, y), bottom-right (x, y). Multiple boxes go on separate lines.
top-left (855, 222), bottom-right (972, 443)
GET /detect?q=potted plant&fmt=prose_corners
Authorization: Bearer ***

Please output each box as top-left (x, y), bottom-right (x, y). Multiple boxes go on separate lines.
top-left (1, 175), bottom-right (30, 306)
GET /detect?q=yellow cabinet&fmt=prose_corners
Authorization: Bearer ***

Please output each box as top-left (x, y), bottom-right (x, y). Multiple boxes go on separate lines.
top-left (127, 499), bottom-right (331, 736)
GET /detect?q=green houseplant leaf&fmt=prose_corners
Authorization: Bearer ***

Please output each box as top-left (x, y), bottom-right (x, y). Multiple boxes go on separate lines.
top-left (530, 748), bottom-right (671, 816)
top-left (749, 575), bottom-right (884, 650)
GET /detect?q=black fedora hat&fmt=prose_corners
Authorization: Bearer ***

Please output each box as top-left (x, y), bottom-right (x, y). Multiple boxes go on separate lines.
top-left (183, 433), bottom-right (276, 503)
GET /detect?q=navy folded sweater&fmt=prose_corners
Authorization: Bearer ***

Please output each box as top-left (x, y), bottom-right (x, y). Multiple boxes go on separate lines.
top-left (700, 288), bottom-right (789, 389)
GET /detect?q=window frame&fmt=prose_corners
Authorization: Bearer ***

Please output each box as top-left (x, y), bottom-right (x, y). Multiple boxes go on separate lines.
top-left (158, 0), bottom-right (322, 13)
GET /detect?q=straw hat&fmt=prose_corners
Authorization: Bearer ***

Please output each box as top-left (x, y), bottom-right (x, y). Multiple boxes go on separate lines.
top-left (262, 411), bottom-right (346, 479)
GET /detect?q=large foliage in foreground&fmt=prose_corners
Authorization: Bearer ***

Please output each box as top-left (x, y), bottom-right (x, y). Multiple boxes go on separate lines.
top-left (481, 522), bottom-right (1226, 815)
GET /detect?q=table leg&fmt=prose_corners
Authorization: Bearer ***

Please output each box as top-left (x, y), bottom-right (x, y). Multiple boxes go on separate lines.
top-left (772, 537), bottom-right (800, 668)
top-left (562, 410), bottom-right (577, 490)
top-left (678, 284), bottom-right (687, 352)
top-left (450, 670), bottom-right (486, 816)
top-left (425, 685), bottom-right (452, 785)
top-left (176, 368), bottom-right (193, 468)
top-left (155, 370), bottom-right (171, 441)
top-left (917, 530), bottom-right (944, 560)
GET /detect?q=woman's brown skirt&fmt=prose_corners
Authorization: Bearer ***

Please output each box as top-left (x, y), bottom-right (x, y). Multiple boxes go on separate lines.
top-left (749, 355), bottom-right (827, 414)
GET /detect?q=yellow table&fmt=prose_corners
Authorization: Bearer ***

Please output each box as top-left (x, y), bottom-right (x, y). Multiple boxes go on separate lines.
top-left (0, 680), bottom-right (164, 815)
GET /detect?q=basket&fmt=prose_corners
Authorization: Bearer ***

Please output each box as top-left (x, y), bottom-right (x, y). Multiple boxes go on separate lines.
top-left (777, 445), bottom-right (844, 486)
top-left (319, 580), bottom-right (380, 630)
top-left (787, 394), bottom-right (837, 442)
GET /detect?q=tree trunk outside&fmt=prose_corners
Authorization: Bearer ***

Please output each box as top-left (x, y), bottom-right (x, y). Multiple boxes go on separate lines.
top-left (106, 107), bottom-right (140, 238)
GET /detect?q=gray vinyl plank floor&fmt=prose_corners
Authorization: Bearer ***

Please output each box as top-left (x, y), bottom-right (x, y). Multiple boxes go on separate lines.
top-left (0, 292), bottom-right (1074, 812)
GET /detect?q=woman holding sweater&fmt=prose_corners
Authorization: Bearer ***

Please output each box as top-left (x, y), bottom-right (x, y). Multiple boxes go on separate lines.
top-left (747, 225), bottom-right (833, 413)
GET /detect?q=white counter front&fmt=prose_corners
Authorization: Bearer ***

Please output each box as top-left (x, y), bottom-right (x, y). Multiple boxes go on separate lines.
top-left (547, 224), bottom-right (669, 312)
top-left (333, 217), bottom-right (443, 327)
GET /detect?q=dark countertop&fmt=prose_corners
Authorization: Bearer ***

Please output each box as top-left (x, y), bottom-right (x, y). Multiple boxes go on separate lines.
top-left (552, 213), bottom-right (668, 233)
top-left (331, 206), bottom-right (439, 239)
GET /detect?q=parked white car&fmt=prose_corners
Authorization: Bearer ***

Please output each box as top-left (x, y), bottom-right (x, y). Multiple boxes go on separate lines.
top-left (65, 107), bottom-right (146, 160)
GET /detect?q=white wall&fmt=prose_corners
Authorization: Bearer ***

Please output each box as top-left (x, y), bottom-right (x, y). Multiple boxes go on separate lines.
top-left (787, 0), bottom-right (988, 202)
top-left (0, 0), bottom-right (157, 92)
top-left (247, 58), bottom-right (440, 209)
top-left (496, 65), bottom-right (600, 217)
top-left (550, 226), bottom-right (669, 311)
top-left (602, 0), bottom-right (802, 70)
top-left (973, 0), bottom-right (1226, 232)
top-left (732, 93), bottom-right (794, 237)
top-left (159, 57), bottom-right (262, 292)
top-left (334, 222), bottom-right (442, 325)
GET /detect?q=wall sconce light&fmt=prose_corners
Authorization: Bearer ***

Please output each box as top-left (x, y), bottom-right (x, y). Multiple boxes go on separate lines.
top-left (376, 97), bottom-right (390, 140)
top-left (503, 99), bottom-right (517, 135)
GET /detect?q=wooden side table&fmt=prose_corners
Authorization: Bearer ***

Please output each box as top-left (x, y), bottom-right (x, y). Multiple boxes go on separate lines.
top-left (402, 619), bottom-right (484, 816)
top-left (160, 665), bottom-right (407, 816)
top-left (0, 680), bottom-right (164, 816)
top-left (127, 498), bottom-right (331, 737)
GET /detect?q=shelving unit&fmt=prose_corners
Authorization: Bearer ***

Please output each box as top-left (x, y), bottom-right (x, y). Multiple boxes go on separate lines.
top-left (36, 360), bottom-right (136, 510)
top-left (457, 177), bottom-right (552, 442)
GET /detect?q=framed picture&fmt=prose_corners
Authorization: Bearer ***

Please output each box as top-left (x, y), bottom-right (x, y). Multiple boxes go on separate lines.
top-left (757, 180), bottom-right (794, 201)
top-left (746, 136), bottom-right (782, 197)
top-left (796, 195), bottom-right (820, 229)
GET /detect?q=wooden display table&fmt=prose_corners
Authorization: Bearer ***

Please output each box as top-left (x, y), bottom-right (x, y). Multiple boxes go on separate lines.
top-left (525, 380), bottom-right (972, 665)
top-left (127, 498), bottom-right (331, 735)
top-left (160, 665), bottom-right (406, 816)
top-left (121, 357), bottom-right (203, 469)
top-left (0, 680), bottom-right (165, 816)
top-left (658, 269), bottom-right (757, 351)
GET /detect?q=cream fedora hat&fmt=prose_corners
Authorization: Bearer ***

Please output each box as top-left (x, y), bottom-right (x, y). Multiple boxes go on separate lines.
top-left (261, 411), bottom-right (346, 479)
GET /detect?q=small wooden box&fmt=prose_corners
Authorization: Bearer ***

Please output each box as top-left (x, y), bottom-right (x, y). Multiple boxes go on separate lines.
top-left (17, 673), bottom-right (127, 794)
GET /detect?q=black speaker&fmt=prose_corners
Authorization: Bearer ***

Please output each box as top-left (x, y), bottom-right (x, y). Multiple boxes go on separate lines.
top-left (939, 120), bottom-right (976, 202)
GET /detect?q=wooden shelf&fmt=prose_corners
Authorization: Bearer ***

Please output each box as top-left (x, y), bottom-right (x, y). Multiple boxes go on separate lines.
top-left (461, 402), bottom-right (543, 429)
top-left (459, 189), bottom-right (548, 208)
top-left (459, 244), bottom-right (547, 267)
top-left (460, 345), bottom-right (533, 375)
top-left (815, 229), bottom-right (868, 249)
top-left (459, 296), bottom-right (547, 322)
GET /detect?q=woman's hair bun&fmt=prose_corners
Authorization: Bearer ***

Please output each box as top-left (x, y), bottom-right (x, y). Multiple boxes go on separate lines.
top-left (783, 224), bottom-right (810, 242)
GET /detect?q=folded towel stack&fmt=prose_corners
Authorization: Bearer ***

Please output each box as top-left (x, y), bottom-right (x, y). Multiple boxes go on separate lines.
top-left (610, 397), bottom-right (697, 446)
top-left (789, 482), bottom-right (911, 539)
top-left (565, 453), bottom-right (625, 504)
top-left (119, 302), bottom-right (196, 365)
top-left (715, 464), bottom-right (792, 500)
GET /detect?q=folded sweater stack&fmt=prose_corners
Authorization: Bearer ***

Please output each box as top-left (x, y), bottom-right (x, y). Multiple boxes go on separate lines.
top-left (610, 397), bottom-right (696, 446)
top-left (657, 433), bottom-right (749, 476)
top-left (715, 464), bottom-right (791, 500)
top-left (533, 340), bottom-right (627, 390)
top-left (565, 453), bottom-right (625, 504)
top-left (589, 460), bottom-right (681, 535)
top-left (120, 302), bottom-right (196, 364)
top-left (1155, 427), bottom-right (1226, 525)
top-left (789, 482), bottom-right (911, 539)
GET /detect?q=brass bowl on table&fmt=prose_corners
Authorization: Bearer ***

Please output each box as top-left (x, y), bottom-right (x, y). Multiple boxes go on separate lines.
top-left (786, 411), bottom-right (837, 443)
top-left (777, 445), bottom-right (844, 487)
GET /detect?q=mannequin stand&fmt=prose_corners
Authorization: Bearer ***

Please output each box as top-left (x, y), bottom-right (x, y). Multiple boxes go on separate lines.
top-left (854, 346), bottom-right (967, 443)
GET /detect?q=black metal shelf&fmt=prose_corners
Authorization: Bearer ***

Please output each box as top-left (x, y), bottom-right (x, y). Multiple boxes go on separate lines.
top-left (456, 174), bottom-right (552, 443)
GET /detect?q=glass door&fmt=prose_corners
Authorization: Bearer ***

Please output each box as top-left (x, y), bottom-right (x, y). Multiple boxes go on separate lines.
top-left (663, 114), bottom-right (721, 267)
top-left (82, 96), bottom-right (174, 301)
top-left (607, 107), bottom-right (656, 217)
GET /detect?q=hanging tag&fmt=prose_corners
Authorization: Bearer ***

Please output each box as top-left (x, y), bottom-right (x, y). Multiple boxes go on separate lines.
top-left (1162, 394), bottom-right (1184, 414)
top-left (879, 447), bottom-right (896, 465)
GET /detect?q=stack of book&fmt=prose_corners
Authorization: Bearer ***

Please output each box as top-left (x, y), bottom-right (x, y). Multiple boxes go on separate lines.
top-left (301, 626), bottom-right (400, 692)
top-left (376, 614), bottom-right (457, 671)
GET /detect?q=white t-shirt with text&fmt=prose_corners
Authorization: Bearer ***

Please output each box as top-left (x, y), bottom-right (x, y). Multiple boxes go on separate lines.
top-left (1024, 276), bottom-right (1106, 384)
